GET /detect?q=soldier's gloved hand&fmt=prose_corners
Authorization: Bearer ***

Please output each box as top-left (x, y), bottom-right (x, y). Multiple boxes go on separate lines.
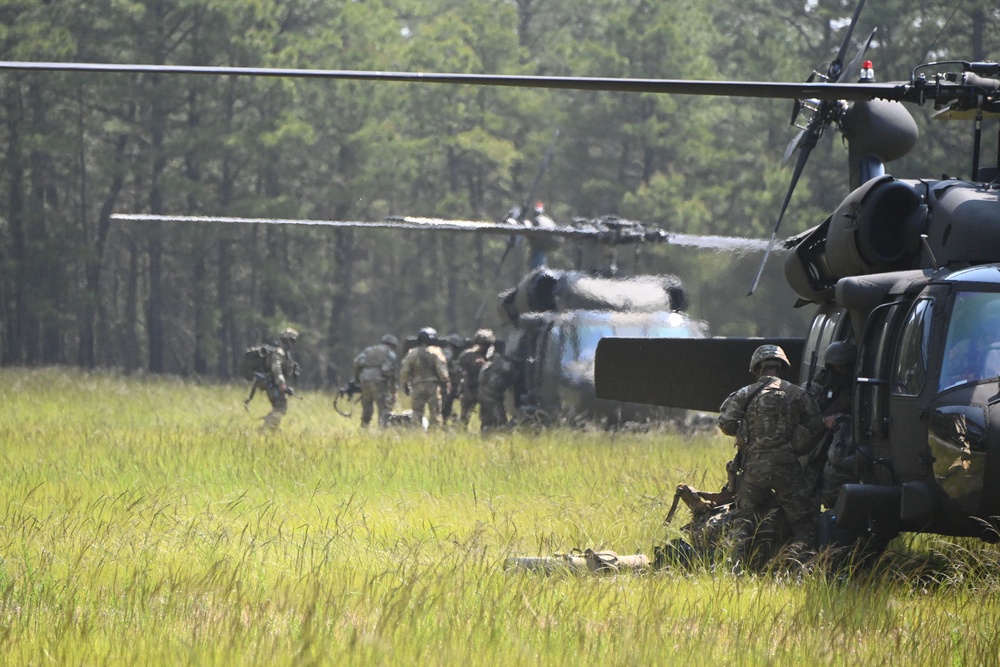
top-left (285, 386), bottom-right (295, 396)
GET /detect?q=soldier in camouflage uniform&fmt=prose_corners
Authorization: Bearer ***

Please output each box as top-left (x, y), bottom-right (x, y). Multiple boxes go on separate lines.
top-left (263, 328), bottom-right (300, 429)
top-left (440, 334), bottom-right (467, 424)
top-left (456, 329), bottom-right (495, 426)
top-left (805, 341), bottom-right (857, 510)
top-left (399, 327), bottom-right (450, 429)
top-left (478, 340), bottom-right (519, 432)
top-left (353, 333), bottom-right (399, 428)
top-left (718, 345), bottom-right (823, 557)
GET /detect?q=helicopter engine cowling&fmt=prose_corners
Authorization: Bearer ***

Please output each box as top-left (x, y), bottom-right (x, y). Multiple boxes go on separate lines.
top-left (785, 176), bottom-right (929, 302)
top-left (826, 175), bottom-right (929, 277)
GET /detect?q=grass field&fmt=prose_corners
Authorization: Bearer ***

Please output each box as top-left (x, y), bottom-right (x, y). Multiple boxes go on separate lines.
top-left (2, 367), bottom-right (1000, 665)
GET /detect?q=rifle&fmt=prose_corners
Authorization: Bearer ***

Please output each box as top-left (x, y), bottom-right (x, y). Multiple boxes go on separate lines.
top-left (245, 372), bottom-right (298, 410)
top-left (334, 380), bottom-right (362, 417)
top-left (243, 372), bottom-right (267, 409)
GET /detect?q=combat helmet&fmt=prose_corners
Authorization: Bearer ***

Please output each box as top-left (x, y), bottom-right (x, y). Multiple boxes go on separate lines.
top-left (473, 328), bottom-right (495, 346)
top-left (749, 344), bottom-right (789, 374)
top-left (279, 327), bottom-right (299, 344)
top-left (381, 333), bottom-right (399, 348)
top-left (824, 341), bottom-right (856, 369)
top-left (416, 327), bottom-right (437, 344)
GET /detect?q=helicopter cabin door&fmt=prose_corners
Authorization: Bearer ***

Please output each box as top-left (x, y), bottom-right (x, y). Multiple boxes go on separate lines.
top-left (886, 296), bottom-right (938, 485)
top-left (855, 299), bottom-right (909, 486)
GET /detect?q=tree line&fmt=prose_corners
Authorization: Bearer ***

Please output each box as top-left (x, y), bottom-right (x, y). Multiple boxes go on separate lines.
top-left (0, 0), bottom-right (997, 387)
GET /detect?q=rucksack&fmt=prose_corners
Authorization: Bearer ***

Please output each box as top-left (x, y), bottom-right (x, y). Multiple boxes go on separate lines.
top-left (747, 382), bottom-right (793, 449)
top-left (241, 344), bottom-right (275, 381)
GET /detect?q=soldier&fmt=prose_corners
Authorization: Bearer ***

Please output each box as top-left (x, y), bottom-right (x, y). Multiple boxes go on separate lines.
top-left (352, 334), bottom-right (399, 428)
top-left (718, 345), bottom-right (823, 560)
top-left (805, 341), bottom-right (857, 510)
top-left (399, 327), bottom-right (450, 429)
top-left (440, 333), bottom-right (467, 424)
top-left (263, 327), bottom-right (300, 429)
top-left (478, 340), bottom-right (519, 432)
top-left (456, 329), bottom-right (495, 426)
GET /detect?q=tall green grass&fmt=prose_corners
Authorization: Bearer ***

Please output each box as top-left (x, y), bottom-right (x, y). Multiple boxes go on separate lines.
top-left (2, 368), bottom-right (999, 665)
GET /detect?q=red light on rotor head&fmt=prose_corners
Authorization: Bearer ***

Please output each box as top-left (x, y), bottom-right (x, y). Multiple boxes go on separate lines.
top-left (860, 60), bottom-right (875, 82)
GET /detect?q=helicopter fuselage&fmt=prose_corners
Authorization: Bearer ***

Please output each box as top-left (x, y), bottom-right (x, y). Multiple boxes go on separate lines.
top-left (510, 307), bottom-right (706, 425)
top-left (835, 264), bottom-right (1000, 540)
top-left (596, 172), bottom-right (1000, 543)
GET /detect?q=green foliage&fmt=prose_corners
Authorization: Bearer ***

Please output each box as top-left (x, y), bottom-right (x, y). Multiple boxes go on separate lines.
top-left (0, 0), bottom-right (998, 377)
top-left (4, 369), bottom-right (1000, 664)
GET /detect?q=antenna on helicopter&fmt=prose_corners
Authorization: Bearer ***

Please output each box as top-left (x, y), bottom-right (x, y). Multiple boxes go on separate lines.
top-left (921, 234), bottom-right (941, 270)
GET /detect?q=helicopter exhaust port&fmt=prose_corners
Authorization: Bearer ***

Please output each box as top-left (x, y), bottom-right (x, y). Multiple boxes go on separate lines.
top-left (826, 176), bottom-right (928, 278)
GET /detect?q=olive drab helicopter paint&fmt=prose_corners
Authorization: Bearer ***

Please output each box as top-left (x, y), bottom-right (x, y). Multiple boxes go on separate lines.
top-left (5, 0), bottom-right (1000, 552)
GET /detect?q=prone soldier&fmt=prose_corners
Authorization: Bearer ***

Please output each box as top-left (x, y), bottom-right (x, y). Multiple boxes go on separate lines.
top-left (399, 327), bottom-right (451, 429)
top-left (352, 333), bottom-right (399, 428)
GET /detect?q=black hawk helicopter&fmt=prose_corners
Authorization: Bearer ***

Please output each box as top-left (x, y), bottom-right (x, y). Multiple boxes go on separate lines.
top-left (111, 204), bottom-right (771, 426)
top-left (4, 0), bottom-right (1000, 550)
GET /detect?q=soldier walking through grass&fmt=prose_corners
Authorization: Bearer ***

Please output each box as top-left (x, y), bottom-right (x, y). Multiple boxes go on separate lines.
top-left (456, 328), bottom-right (495, 427)
top-left (399, 327), bottom-right (450, 429)
top-left (262, 328), bottom-right (300, 430)
top-left (353, 333), bottom-right (399, 428)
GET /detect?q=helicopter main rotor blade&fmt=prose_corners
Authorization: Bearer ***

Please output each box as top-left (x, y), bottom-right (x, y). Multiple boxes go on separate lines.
top-left (516, 129), bottom-right (560, 224)
top-left (831, 0), bottom-right (867, 82)
top-left (765, 1), bottom-right (871, 294)
top-left (747, 123), bottom-right (817, 295)
top-left (841, 29), bottom-right (878, 85)
top-left (0, 60), bottom-right (910, 103)
top-left (112, 213), bottom-right (777, 253)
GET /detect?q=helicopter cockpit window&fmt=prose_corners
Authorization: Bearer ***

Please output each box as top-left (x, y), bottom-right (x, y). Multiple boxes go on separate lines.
top-left (561, 315), bottom-right (698, 366)
top-left (892, 298), bottom-right (933, 396)
top-left (563, 324), bottom-right (614, 364)
top-left (938, 292), bottom-right (1000, 391)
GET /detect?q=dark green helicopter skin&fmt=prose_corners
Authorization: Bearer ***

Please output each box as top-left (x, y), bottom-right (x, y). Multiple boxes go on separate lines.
top-left (597, 64), bottom-right (1000, 546)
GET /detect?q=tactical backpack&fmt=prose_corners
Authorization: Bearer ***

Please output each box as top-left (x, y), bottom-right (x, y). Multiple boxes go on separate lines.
top-left (241, 343), bottom-right (275, 381)
top-left (747, 382), bottom-right (794, 449)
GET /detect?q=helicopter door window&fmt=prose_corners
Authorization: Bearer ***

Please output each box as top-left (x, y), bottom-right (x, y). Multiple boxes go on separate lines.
top-left (568, 324), bottom-right (613, 364)
top-left (801, 307), bottom-right (848, 385)
top-left (892, 298), bottom-right (933, 396)
top-left (857, 302), bottom-right (904, 440)
top-left (938, 292), bottom-right (1000, 391)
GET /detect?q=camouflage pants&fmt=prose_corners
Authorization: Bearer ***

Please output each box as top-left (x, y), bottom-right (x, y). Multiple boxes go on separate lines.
top-left (360, 379), bottom-right (394, 427)
top-left (479, 395), bottom-right (508, 432)
top-left (264, 386), bottom-right (288, 429)
top-left (819, 422), bottom-right (856, 510)
top-left (733, 447), bottom-right (816, 546)
top-left (410, 381), bottom-right (442, 427)
top-left (459, 389), bottom-right (478, 425)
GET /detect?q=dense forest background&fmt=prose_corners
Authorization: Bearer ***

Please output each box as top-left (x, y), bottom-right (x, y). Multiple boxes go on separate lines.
top-left (0, 0), bottom-right (998, 387)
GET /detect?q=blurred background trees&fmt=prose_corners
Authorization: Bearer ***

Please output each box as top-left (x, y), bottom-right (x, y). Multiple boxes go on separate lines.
top-left (0, 0), bottom-right (997, 386)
